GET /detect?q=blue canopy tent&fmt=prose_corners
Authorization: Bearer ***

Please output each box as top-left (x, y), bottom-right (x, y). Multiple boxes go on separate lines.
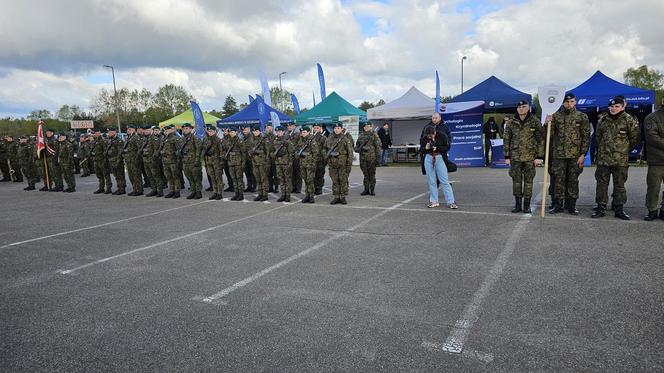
top-left (217, 97), bottom-right (293, 129)
top-left (449, 75), bottom-right (531, 112)
top-left (567, 70), bottom-right (655, 110)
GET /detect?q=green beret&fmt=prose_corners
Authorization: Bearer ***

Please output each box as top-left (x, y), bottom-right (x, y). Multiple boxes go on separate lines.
top-left (301, 126), bottom-right (311, 132)
top-left (333, 122), bottom-right (343, 128)
top-left (252, 125), bottom-right (261, 131)
top-left (205, 124), bottom-right (217, 131)
top-left (182, 123), bottom-right (193, 128)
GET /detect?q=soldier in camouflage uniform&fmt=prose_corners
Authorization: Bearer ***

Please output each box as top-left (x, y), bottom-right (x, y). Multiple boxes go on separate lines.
top-left (325, 123), bottom-right (355, 205)
top-left (241, 125), bottom-right (256, 192)
top-left (161, 125), bottom-right (181, 198)
top-left (503, 100), bottom-right (545, 214)
top-left (124, 125), bottom-right (144, 196)
top-left (286, 122), bottom-right (302, 193)
top-left (144, 126), bottom-right (164, 197)
top-left (179, 123), bottom-right (203, 199)
top-left (312, 123), bottom-right (327, 195)
top-left (591, 96), bottom-right (641, 220)
top-left (221, 126), bottom-right (234, 193)
top-left (643, 98), bottom-right (664, 221)
top-left (545, 93), bottom-right (591, 215)
top-left (17, 135), bottom-right (37, 190)
top-left (57, 133), bottom-right (76, 192)
top-left (0, 136), bottom-right (9, 181)
top-left (41, 129), bottom-right (63, 191)
top-left (3, 135), bottom-right (23, 182)
top-left (77, 134), bottom-right (92, 177)
top-left (264, 123), bottom-right (278, 193)
top-left (106, 128), bottom-right (126, 195)
top-left (249, 125), bottom-right (271, 201)
top-left (355, 122), bottom-right (381, 196)
top-left (271, 126), bottom-right (294, 202)
top-left (222, 126), bottom-right (246, 201)
top-left (91, 128), bottom-right (112, 194)
top-left (201, 125), bottom-right (224, 200)
top-left (296, 126), bottom-right (321, 203)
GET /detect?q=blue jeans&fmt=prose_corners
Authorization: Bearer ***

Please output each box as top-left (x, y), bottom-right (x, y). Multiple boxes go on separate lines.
top-left (381, 148), bottom-right (389, 166)
top-left (424, 154), bottom-right (455, 204)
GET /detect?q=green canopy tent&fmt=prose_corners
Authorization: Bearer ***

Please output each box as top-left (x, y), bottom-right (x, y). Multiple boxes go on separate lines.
top-left (295, 91), bottom-right (367, 127)
top-left (158, 109), bottom-right (221, 129)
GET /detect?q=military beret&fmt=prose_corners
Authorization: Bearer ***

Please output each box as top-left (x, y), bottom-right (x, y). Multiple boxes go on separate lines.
top-left (46, 128), bottom-right (55, 132)
top-left (609, 96), bottom-right (625, 106)
top-left (127, 124), bottom-right (138, 129)
top-left (333, 122), bottom-right (344, 128)
top-left (265, 123), bottom-right (273, 127)
top-left (275, 126), bottom-right (285, 131)
top-left (140, 125), bottom-right (151, 130)
top-left (312, 123), bottom-right (322, 127)
top-left (182, 123), bottom-right (193, 128)
top-left (300, 126), bottom-right (311, 132)
top-left (517, 100), bottom-right (529, 107)
top-left (205, 124), bottom-right (217, 131)
top-left (564, 93), bottom-right (576, 101)
top-left (287, 122), bottom-right (296, 126)
top-left (252, 125), bottom-right (261, 131)
top-left (107, 127), bottom-right (117, 132)
top-left (363, 122), bottom-right (373, 127)
top-left (228, 125), bottom-right (238, 132)
top-left (92, 128), bottom-right (101, 133)
top-left (164, 124), bottom-right (175, 130)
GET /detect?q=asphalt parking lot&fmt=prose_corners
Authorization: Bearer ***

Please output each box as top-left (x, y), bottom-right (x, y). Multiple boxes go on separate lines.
top-left (1, 165), bottom-right (662, 372)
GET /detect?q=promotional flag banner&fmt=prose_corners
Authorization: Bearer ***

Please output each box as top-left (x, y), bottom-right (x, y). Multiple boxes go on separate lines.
top-left (291, 94), bottom-right (301, 115)
top-left (259, 71), bottom-right (272, 107)
top-left (317, 63), bottom-right (326, 100)
top-left (435, 71), bottom-right (441, 113)
top-left (190, 100), bottom-right (206, 139)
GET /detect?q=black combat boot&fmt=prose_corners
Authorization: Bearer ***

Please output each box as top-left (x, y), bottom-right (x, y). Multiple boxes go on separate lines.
top-left (567, 198), bottom-right (579, 215)
top-left (24, 185), bottom-right (35, 191)
top-left (614, 205), bottom-right (630, 220)
top-left (284, 195), bottom-right (291, 202)
top-left (330, 197), bottom-right (340, 205)
top-left (172, 191), bottom-right (180, 199)
top-left (40, 186), bottom-right (49, 191)
top-left (301, 195), bottom-right (310, 203)
top-left (253, 195), bottom-right (262, 201)
top-left (591, 204), bottom-right (606, 218)
top-left (145, 190), bottom-right (157, 197)
top-left (260, 194), bottom-right (268, 201)
top-left (237, 192), bottom-right (244, 201)
top-left (340, 196), bottom-right (347, 205)
top-left (522, 198), bottom-right (532, 214)
top-left (644, 210), bottom-right (659, 221)
top-left (277, 195), bottom-right (286, 202)
top-left (104, 189), bottom-right (113, 194)
top-left (194, 191), bottom-right (202, 199)
top-left (511, 197), bottom-right (522, 213)
top-left (93, 189), bottom-right (104, 194)
top-left (209, 193), bottom-right (218, 200)
top-left (52, 187), bottom-right (63, 192)
top-left (308, 195), bottom-right (315, 203)
top-left (186, 192), bottom-right (196, 199)
top-left (116, 189), bottom-right (126, 195)
top-left (134, 191), bottom-right (143, 196)
top-left (156, 191), bottom-right (164, 197)
top-left (230, 192), bottom-right (239, 201)
top-left (360, 188), bottom-right (369, 196)
top-left (549, 199), bottom-right (564, 214)
top-left (164, 191), bottom-right (174, 198)
top-left (215, 193), bottom-right (223, 200)
top-left (369, 186), bottom-right (375, 196)
top-left (659, 209), bottom-right (664, 220)
top-left (315, 189), bottom-right (322, 195)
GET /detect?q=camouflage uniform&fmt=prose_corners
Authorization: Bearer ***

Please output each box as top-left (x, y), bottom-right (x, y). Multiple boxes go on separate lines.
top-left (547, 107), bottom-right (591, 213)
top-left (106, 134), bottom-right (126, 194)
top-left (643, 107), bottom-right (664, 219)
top-left (46, 135), bottom-right (63, 191)
top-left (264, 130), bottom-right (278, 192)
top-left (271, 134), bottom-right (294, 202)
top-left (144, 131), bottom-right (164, 197)
top-left (91, 135), bottom-right (112, 193)
top-left (17, 140), bottom-right (37, 189)
top-left (180, 131), bottom-right (203, 199)
top-left (503, 113), bottom-right (545, 200)
top-left (286, 128), bottom-right (302, 193)
top-left (593, 111), bottom-right (640, 213)
top-left (4, 138), bottom-right (23, 182)
top-left (222, 135), bottom-right (246, 201)
top-left (242, 132), bottom-right (256, 192)
top-left (325, 130), bottom-right (354, 204)
top-left (161, 131), bottom-right (181, 197)
top-left (296, 132), bottom-right (321, 202)
top-left (201, 132), bottom-right (224, 199)
top-left (0, 139), bottom-right (9, 181)
top-left (57, 138), bottom-right (76, 191)
top-left (249, 134), bottom-right (272, 201)
top-left (312, 130), bottom-right (327, 194)
top-left (124, 131), bottom-right (144, 195)
top-left (354, 129), bottom-right (381, 195)
top-left (77, 138), bottom-right (92, 176)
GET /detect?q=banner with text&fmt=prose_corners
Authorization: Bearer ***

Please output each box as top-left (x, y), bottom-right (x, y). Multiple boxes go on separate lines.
top-left (444, 102), bottom-right (485, 167)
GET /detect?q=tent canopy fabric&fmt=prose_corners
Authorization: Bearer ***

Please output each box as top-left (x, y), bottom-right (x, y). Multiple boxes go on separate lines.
top-left (159, 109), bottom-right (220, 128)
top-left (367, 86), bottom-right (435, 120)
top-left (217, 98), bottom-right (292, 126)
top-left (295, 91), bottom-right (367, 125)
top-left (449, 75), bottom-right (531, 110)
top-left (567, 70), bottom-right (655, 109)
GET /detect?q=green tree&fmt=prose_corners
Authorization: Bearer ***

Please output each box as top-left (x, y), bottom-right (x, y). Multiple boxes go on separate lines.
top-left (222, 95), bottom-right (239, 117)
top-left (27, 109), bottom-right (52, 120)
top-left (624, 65), bottom-right (664, 90)
top-left (375, 99), bottom-right (386, 107)
top-left (152, 84), bottom-right (192, 117)
top-left (358, 101), bottom-right (374, 111)
top-left (270, 87), bottom-right (293, 112)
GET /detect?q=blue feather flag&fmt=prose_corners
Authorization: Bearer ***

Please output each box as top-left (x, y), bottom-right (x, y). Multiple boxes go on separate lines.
top-left (435, 71), bottom-right (441, 113)
top-left (317, 63), bottom-right (326, 100)
top-left (291, 94), bottom-right (301, 115)
top-left (190, 100), bottom-right (206, 139)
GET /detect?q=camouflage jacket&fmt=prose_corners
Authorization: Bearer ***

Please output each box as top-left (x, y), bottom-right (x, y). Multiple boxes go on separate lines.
top-left (57, 140), bottom-right (75, 165)
top-left (221, 136), bottom-right (245, 167)
top-left (161, 133), bottom-right (179, 164)
top-left (146, 135), bottom-right (161, 161)
top-left (295, 134), bottom-right (321, 168)
top-left (201, 135), bottom-right (222, 159)
top-left (325, 133), bottom-right (354, 168)
top-left (178, 133), bottom-right (201, 165)
top-left (5, 140), bottom-right (19, 162)
top-left (248, 135), bottom-right (272, 166)
top-left (271, 135), bottom-right (294, 166)
top-left (595, 111), bottom-right (640, 167)
top-left (105, 136), bottom-right (124, 165)
top-left (503, 113), bottom-right (545, 162)
top-left (354, 131), bottom-right (381, 161)
top-left (77, 140), bottom-right (90, 159)
top-left (123, 133), bottom-right (143, 164)
top-left (17, 142), bottom-right (35, 166)
top-left (548, 107), bottom-right (591, 159)
top-left (90, 136), bottom-right (108, 163)
top-left (45, 136), bottom-right (57, 159)
top-left (644, 108), bottom-right (664, 166)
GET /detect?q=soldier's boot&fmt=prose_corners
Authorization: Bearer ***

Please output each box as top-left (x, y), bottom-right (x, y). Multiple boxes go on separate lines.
top-left (315, 189), bottom-right (322, 195)
top-left (215, 192), bottom-right (223, 200)
top-left (277, 195), bottom-right (286, 202)
top-left (40, 186), bottom-right (49, 191)
top-left (284, 194), bottom-right (291, 202)
top-left (260, 194), bottom-right (268, 201)
top-left (644, 210), bottom-right (659, 221)
top-left (301, 195), bottom-right (310, 203)
top-left (511, 197), bottom-right (522, 213)
top-left (24, 185), bottom-right (34, 191)
top-left (237, 192), bottom-right (244, 201)
top-left (104, 188), bottom-right (113, 194)
top-left (330, 197), bottom-right (340, 205)
top-left (522, 198), bottom-right (532, 214)
top-left (156, 191), bottom-right (164, 197)
top-left (360, 188), bottom-right (369, 196)
top-left (567, 199), bottom-right (579, 215)
top-left (133, 191), bottom-right (144, 196)
top-left (93, 188), bottom-right (104, 194)
top-left (340, 196), bottom-right (348, 205)
top-left (548, 199), bottom-right (563, 214)
top-left (52, 187), bottom-right (63, 192)
top-left (230, 191), bottom-right (239, 201)
top-left (253, 194), bottom-right (262, 201)
top-left (209, 193), bottom-right (218, 200)
top-left (369, 186), bottom-right (376, 196)
top-left (116, 189), bottom-right (126, 195)
top-left (659, 209), bottom-right (664, 221)
top-left (591, 204), bottom-right (606, 218)
top-left (172, 191), bottom-right (180, 199)
top-left (194, 191), bottom-right (202, 199)
top-left (164, 191), bottom-right (175, 198)
top-left (145, 190), bottom-right (157, 197)
top-left (186, 191), bottom-right (196, 199)
top-left (308, 194), bottom-right (315, 204)
top-left (614, 205), bottom-right (630, 221)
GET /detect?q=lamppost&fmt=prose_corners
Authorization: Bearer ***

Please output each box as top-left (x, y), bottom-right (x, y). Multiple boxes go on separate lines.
top-left (461, 56), bottom-right (467, 94)
top-left (103, 65), bottom-right (122, 134)
top-left (278, 71), bottom-right (287, 110)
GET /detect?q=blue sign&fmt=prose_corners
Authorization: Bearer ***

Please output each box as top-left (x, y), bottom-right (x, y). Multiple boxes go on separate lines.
top-left (190, 100), bottom-right (206, 139)
top-left (445, 106), bottom-right (485, 167)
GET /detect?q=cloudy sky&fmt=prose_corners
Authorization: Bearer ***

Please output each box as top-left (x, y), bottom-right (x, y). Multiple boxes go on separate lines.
top-left (1, 0), bottom-right (663, 118)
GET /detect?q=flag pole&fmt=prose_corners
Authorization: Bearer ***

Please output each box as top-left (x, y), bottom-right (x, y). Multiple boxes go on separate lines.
top-left (540, 120), bottom-right (552, 218)
top-left (43, 153), bottom-right (51, 191)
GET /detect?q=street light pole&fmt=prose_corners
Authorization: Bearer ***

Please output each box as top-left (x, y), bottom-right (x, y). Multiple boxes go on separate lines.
top-left (103, 65), bottom-right (122, 134)
top-left (461, 56), bottom-right (467, 94)
top-left (278, 71), bottom-right (287, 110)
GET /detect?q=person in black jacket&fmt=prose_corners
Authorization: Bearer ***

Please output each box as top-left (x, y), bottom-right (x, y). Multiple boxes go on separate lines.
top-left (483, 116), bottom-right (500, 166)
top-left (420, 126), bottom-right (458, 209)
top-left (377, 122), bottom-right (392, 166)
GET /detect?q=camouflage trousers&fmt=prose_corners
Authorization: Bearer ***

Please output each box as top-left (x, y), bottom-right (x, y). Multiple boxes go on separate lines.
top-left (360, 157), bottom-right (377, 191)
top-left (163, 162), bottom-right (181, 192)
top-left (20, 162), bottom-right (38, 187)
top-left (205, 158), bottom-right (224, 194)
top-left (81, 158), bottom-right (92, 175)
top-left (291, 157), bottom-right (302, 192)
top-left (183, 163), bottom-right (202, 193)
top-left (315, 161), bottom-right (326, 193)
top-left (8, 158), bottom-right (22, 181)
top-left (329, 165), bottom-right (350, 198)
top-left (145, 158), bottom-right (163, 193)
top-left (252, 159), bottom-right (269, 196)
top-left (244, 159), bottom-right (256, 189)
top-left (509, 161), bottom-right (536, 198)
top-left (109, 161), bottom-right (127, 190)
top-left (300, 163), bottom-right (316, 196)
top-left (595, 165), bottom-right (628, 206)
top-left (276, 164), bottom-right (292, 197)
top-left (229, 164), bottom-right (245, 193)
top-left (645, 165), bottom-right (664, 211)
top-left (94, 160), bottom-right (112, 191)
top-left (268, 160), bottom-right (278, 190)
top-left (126, 158), bottom-right (143, 193)
top-left (552, 158), bottom-right (583, 200)
top-left (60, 163), bottom-right (75, 189)
top-left (47, 156), bottom-right (63, 189)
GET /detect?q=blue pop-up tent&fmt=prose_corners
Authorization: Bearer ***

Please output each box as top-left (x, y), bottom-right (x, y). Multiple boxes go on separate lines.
top-left (450, 75), bottom-right (531, 111)
top-left (567, 70), bottom-right (655, 110)
top-left (217, 97), bottom-right (293, 129)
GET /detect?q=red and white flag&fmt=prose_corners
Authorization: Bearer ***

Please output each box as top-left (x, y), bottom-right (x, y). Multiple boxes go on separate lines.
top-left (36, 120), bottom-right (55, 158)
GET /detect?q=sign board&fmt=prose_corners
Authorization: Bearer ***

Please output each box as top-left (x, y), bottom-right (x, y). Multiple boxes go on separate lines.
top-left (537, 85), bottom-right (566, 125)
top-left (339, 115), bottom-right (360, 165)
top-left (70, 120), bottom-right (94, 129)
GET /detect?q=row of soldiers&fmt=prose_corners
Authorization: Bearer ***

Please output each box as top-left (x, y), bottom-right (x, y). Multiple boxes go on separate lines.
top-left (6, 120), bottom-right (384, 205)
top-left (503, 94), bottom-right (664, 221)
